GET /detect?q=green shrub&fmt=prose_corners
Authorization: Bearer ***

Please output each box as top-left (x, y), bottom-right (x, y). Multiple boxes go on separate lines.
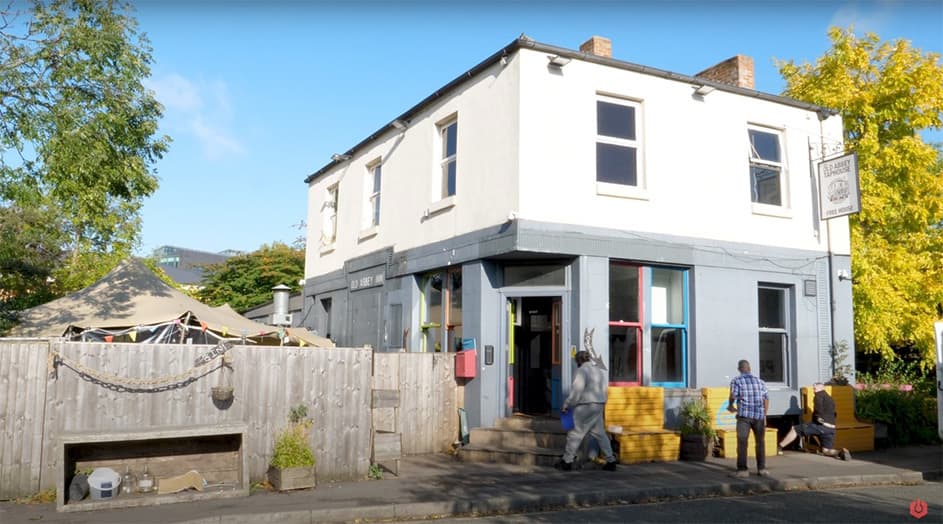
top-left (857, 357), bottom-right (935, 396)
top-left (270, 404), bottom-right (315, 469)
top-left (855, 388), bottom-right (939, 446)
top-left (679, 399), bottom-right (716, 438)
top-left (368, 463), bottom-right (383, 480)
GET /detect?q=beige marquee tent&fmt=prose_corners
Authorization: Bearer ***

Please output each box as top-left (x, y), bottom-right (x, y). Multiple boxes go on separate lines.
top-left (9, 259), bottom-right (332, 347)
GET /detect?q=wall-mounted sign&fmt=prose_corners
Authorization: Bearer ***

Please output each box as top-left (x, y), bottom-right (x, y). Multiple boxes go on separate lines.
top-left (818, 152), bottom-right (861, 220)
top-left (349, 272), bottom-right (384, 290)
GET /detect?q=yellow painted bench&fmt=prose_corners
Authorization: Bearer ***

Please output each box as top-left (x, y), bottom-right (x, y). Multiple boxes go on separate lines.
top-left (801, 385), bottom-right (874, 452)
top-left (605, 387), bottom-right (680, 464)
top-left (702, 387), bottom-right (777, 458)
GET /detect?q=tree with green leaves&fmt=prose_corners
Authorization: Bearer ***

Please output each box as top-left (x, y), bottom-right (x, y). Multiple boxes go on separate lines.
top-left (778, 27), bottom-right (943, 370)
top-left (198, 243), bottom-right (306, 313)
top-left (0, 0), bottom-right (169, 317)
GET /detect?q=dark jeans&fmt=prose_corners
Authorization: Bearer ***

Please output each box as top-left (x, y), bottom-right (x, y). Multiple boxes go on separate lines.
top-left (796, 422), bottom-right (836, 449)
top-left (736, 416), bottom-right (766, 471)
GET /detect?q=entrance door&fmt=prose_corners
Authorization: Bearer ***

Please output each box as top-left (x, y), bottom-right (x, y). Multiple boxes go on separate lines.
top-left (508, 296), bottom-right (562, 416)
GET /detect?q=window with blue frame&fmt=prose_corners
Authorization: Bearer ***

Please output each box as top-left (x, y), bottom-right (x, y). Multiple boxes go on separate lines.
top-left (650, 267), bottom-right (688, 386)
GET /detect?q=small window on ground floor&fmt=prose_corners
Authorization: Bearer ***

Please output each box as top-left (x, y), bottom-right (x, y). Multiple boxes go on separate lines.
top-left (758, 285), bottom-right (791, 384)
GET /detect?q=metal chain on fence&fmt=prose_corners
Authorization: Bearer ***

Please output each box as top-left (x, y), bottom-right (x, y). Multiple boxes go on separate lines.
top-left (49, 341), bottom-right (235, 393)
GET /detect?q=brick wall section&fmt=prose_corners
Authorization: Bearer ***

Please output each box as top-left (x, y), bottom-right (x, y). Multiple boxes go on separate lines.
top-left (580, 36), bottom-right (612, 58)
top-left (695, 55), bottom-right (755, 89)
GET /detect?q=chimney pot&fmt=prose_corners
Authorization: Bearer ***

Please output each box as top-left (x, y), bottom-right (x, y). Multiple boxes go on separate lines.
top-left (695, 55), bottom-right (754, 90)
top-left (579, 36), bottom-right (612, 58)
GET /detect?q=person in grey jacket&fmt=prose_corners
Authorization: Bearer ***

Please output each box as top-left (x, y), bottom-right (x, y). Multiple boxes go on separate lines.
top-left (555, 350), bottom-right (617, 471)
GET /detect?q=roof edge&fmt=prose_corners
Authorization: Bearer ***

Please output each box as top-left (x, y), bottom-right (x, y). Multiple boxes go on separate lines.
top-left (303, 37), bottom-right (838, 185)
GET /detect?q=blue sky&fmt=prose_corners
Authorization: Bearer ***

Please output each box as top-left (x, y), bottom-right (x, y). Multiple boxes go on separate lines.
top-left (133, 0), bottom-right (943, 256)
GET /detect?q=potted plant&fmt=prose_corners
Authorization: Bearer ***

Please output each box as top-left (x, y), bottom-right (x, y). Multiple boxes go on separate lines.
top-left (679, 399), bottom-right (716, 461)
top-left (268, 404), bottom-right (316, 491)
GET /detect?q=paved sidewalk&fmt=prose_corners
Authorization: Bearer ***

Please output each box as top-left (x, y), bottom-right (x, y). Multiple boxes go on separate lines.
top-left (2, 445), bottom-right (939, 524)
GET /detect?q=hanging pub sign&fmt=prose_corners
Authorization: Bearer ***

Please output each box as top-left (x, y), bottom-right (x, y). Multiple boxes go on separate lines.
top-left (818, 152), bottom-right (861, 220)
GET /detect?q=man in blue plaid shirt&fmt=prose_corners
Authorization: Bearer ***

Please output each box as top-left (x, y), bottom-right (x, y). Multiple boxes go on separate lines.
top-left (728, 359), bottom-right (769, 477)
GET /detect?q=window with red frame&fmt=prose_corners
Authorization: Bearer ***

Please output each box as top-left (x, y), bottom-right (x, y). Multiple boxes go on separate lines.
top-left (609, 262), bottom-right (642, 385)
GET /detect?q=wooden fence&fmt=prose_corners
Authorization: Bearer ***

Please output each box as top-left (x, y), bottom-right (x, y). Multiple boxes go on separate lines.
top-left (0, 340), bottom-right (458, 500)
top-left (373, 353), bottom-right (458, 455)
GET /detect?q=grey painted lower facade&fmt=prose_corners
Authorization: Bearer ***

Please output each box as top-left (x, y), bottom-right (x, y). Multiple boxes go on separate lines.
top-left (302, 219), bottom-right (855, 430)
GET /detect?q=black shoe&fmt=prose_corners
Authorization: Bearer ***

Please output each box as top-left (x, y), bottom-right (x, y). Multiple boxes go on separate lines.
top-left (554, 459), bottom-right (572, 471)
top-left (602, 461), bottom-right (617, 471)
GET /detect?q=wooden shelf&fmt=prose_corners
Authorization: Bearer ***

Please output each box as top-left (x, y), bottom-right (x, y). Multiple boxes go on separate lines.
top-left (57, 423), bottom-right (249, 513)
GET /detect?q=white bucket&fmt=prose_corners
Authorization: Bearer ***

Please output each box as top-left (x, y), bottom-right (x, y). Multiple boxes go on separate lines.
top-left (87, 467), bottom-right (122, 500)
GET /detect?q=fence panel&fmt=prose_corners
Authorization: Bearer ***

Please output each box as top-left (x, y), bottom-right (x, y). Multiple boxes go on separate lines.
top-left (0, 341), bottom-right (456, 499)
top-left (0, 339), bottom-right (50, 499)
top-left (396, 353), bottom-right (457, 454)
top-left (37, 342), bottom-right (371, 492)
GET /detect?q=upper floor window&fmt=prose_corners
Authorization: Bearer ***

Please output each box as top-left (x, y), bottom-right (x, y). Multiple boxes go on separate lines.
top-left (748, 127), bottom-right (784, 206)
top-left (438, 118), bottom-right (458, 199)
top-left (364, 159), bottom-right (382, 229)
top-left (321, 184), bottom-right (339, 247)
top-left (596, 97), bottom-right (641, 187)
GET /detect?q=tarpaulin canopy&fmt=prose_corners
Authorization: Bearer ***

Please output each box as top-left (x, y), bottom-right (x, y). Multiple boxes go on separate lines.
top-left (9, 258), bottom-right (333, 347)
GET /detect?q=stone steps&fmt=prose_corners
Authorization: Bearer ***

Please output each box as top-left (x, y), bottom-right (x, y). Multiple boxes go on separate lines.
top-left (469, 427), bottom-right (568, 449)
top-left (457, 443), bottom-right (562, 467)
top-left (458, 416), bottom-right (568, 467)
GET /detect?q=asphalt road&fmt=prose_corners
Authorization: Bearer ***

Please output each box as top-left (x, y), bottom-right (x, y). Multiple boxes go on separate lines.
top-left (434, 482), bottom-right (943, 523)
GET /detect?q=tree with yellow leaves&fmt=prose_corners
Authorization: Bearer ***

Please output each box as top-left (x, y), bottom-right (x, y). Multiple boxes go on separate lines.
top-left (779, 27), bottom-right (943, 370)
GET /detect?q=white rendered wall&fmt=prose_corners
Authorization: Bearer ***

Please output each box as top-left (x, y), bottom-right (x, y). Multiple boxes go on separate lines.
top-left (517, 49), bottom-right (848, 256)
top-left (305, 56), bottom-right (522, 279)
top-left (306, 47), bottom-right (851, 280)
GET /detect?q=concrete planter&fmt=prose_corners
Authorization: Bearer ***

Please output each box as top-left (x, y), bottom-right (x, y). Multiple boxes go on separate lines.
top-left (268, 466), bottom-right (316, 491)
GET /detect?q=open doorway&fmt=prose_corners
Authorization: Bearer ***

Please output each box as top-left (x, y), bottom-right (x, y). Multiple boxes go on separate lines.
top-left (509, 296), bottom-right (562, 416)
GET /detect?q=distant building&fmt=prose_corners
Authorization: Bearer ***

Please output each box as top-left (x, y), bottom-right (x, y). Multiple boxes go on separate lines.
top-left (154, 246), bottom-right (238, 287)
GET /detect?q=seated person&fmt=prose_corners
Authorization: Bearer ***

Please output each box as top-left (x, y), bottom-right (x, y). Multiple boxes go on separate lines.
top-left (778, 383), bottom-right (851, 460)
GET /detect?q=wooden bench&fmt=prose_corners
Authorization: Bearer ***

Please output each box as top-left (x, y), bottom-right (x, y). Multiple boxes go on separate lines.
top-left (57, 423), bottom-right (249, 512)
top-left (701, 387), bottom-right (778, 458)
top-left (800, 385), bottom-right (874, 452)
top-left (605, 387), bottom-right (680, 464)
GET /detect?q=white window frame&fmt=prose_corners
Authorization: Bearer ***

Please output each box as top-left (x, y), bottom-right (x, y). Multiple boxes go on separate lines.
top-left (436, 115), bottom-right (458, 201)
top-left (596, 94), bottom-right (647, 200)
top-left (757, 284), bottom-right (792, 386)
top-left (361, 158), bottom-right (382, 239)
top-left (320, 183), bottom-right (339, 254)
top-left (748, 125), bottom-right (790, 216)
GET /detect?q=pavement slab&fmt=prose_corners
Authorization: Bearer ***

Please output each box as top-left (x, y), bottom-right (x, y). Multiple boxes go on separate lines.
top-left (0, 445), bottom-right (938, 524)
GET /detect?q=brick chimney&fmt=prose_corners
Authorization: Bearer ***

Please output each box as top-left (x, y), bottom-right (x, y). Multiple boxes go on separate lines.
top-left (580, 36), bottom-right (611, 58)
top-left (695, 55), bottom-right (754, 89)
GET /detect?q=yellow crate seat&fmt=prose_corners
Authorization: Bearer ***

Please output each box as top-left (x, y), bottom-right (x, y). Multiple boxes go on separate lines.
top-left (701, 387), bottom-right (778, 458)
top-left (800, 385), bottom-right (874, 452)
top-left (605, 387), bottom-right (679, 464)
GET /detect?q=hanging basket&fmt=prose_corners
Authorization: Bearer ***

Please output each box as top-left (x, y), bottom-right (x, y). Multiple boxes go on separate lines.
top-left (212, 386), bottom-right (234, 402)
